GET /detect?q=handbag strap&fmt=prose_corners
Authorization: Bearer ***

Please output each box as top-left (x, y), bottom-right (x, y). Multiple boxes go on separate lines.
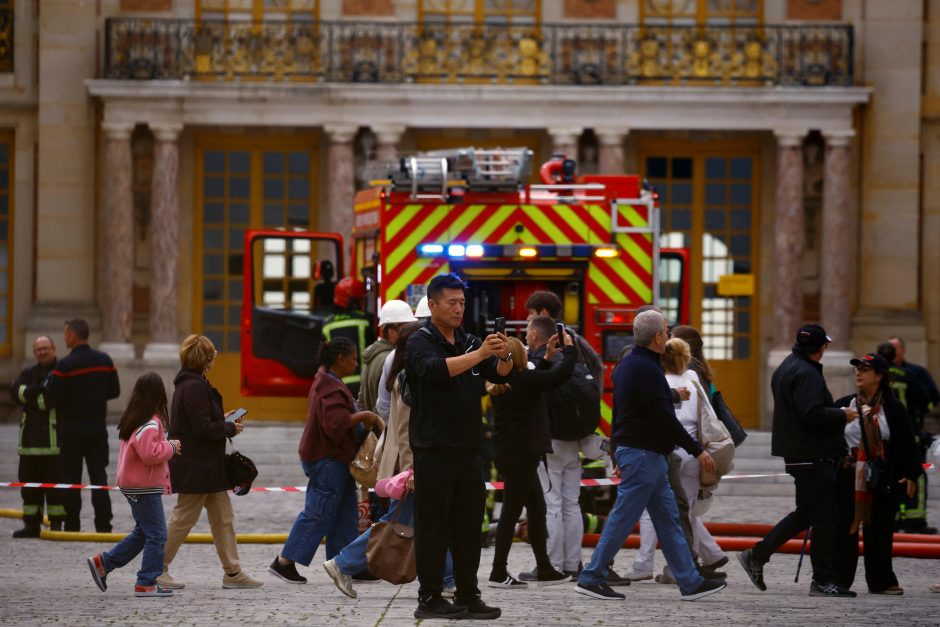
top-left (856, 394), bottom-right (875, 461)
top-left (389, 487), bottom-right (411, 525)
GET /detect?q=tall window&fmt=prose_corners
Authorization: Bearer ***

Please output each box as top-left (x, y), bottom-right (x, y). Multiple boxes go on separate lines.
top-left (418, 0), bottom-right (540, 24)
top-left (641, 0), bottom-right (762, 26)
top-left (197, 0), bottom-right (319, 21)
top-left (0, 133), bottom-right (12, 355)
top-left (0, 0), bottom-right (13, 73)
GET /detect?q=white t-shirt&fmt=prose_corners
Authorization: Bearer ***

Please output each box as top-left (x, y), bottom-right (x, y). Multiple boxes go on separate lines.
top-left (665, 369), bottom-right (702, 443)
top-left (844, 396), bottom-right (890, 448)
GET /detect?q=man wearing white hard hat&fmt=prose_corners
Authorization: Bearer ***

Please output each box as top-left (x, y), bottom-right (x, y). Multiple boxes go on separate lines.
top-left (358, 300), bottom-right (418, 414)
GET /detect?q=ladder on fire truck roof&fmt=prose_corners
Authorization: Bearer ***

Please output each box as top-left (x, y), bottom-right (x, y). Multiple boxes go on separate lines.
top-left (389, 147), bottom-right (534, 198)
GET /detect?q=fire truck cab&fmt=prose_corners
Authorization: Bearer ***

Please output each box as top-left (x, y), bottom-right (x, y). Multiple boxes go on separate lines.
top-left (241, 147), bottom-right (688, 432)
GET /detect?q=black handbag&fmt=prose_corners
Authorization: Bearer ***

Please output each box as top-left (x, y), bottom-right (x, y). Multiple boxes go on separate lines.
top-left (225, 440), bottom-right (258, 496)
top-left (711, 390), bottom-right (748, 447)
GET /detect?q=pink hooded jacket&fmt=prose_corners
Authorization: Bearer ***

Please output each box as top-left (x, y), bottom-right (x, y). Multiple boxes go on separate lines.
top-left (117, 417), bottom-right (176, 495)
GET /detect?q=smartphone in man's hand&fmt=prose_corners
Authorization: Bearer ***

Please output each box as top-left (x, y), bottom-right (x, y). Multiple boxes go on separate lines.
top-left (494, 317), bottom-right (506, 335)
top-left (226, 408), bottom-right (248, 423)
top-left (556, 322), bottom-right (566, 343)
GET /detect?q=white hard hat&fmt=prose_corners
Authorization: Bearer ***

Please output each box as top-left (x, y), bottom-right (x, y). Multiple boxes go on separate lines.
top-left (378, 299), bottom-right (418, 326)
top-left (415, 296), bottom-right (431, 319)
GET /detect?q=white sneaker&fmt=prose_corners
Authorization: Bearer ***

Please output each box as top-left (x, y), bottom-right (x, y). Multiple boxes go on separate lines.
top-left (323, 559), bottom-right (357, 599)
top-left (623, 568), bottom-right (653, 582)
top-left (222, 571), bottom-right (263, 589)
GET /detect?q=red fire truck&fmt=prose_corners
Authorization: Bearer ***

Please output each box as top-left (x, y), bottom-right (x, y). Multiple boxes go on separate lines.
top-left (241, 148), bottom-right (688, 434)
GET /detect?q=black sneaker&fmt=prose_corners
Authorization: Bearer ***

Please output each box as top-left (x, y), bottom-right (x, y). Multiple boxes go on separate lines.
top-left (488, 574), bottom-right (528, 589)
top-left (351, 570), bottom-right (380, 583)
top-left (606, 565), bottom-right (632, 587)
top-left (268, 557), bottom-right (307, 584)
top-left (809, 581), bottom-right (857, 598)
top-left (698, 565), bottom-right (727, 580)
top-left (701, 556), bottom-right (729, 571)
top-left (517, 567), bottom-right (539, 582)
top-left (456, 596), bottom-right (501, 620)
top-left (681, 578), bottom-right (727, 601)
top-left (737, 549), bottom-right (766, 591)
top-left (533, 568), bottom-right (571, 587)
top-left (414, 595), bottom-right (468, 620)
top-left (574, 581), bottom-right (626, 600)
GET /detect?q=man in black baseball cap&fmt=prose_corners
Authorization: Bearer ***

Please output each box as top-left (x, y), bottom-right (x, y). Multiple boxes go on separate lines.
top-left (738, 322), bottom-right (859, 598)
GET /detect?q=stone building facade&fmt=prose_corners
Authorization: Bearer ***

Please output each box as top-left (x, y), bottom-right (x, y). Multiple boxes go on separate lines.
top-left (0, 0), bottom-right (935, 427)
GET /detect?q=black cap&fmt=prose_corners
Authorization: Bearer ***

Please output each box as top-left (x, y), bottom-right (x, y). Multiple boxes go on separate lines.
top-left (850, 353), bottom-right (890, 375)
top-left (795, 323), bottom-right (832, 352)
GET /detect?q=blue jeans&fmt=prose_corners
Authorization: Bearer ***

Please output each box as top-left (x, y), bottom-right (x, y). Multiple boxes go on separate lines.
top-left (101, 493), bottom-right (167, 587)
top-left (333, 493), bottom-right (455, 587)
top-left (579, 446), bottom-right (703, 595)
top-left (282, 458), bottom-right (359, 567)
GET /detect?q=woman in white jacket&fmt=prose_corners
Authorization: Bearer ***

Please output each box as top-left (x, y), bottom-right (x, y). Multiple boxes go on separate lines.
top-left (627, 338), bottom-right (727, 582)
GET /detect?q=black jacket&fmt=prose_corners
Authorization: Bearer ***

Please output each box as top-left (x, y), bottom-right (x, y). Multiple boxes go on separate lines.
top-left (835, 393), bottom-right (925, 488)
top-left (771, 346), bottom-right (846, 461)
top-left (405, 321), bottom-right (509, 453)
top-left (169, 369), bottom-right (237, 494)
top-left (46, 344), bottom-right (120, 434)
top-left (492, 346), bottom-right (576, 457)
top-left (10, 359), bottom-right (58, 455)
top-left (611, 346), bottom-right (703, 457)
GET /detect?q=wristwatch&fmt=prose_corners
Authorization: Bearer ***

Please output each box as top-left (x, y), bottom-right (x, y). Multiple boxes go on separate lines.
top-left (497, 352), bottom-right (512, 363)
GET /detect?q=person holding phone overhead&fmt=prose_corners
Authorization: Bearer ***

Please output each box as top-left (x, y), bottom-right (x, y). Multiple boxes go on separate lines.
top-left (486, 316), bottom-right (575, 588)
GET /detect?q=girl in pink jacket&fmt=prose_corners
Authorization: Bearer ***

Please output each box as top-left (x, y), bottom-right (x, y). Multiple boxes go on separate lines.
top-left (87, 372), bottom-right (181, 597)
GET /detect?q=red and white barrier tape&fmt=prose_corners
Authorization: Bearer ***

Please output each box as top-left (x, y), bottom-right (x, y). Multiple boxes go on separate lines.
top-left (0, 464), bottom-right (932, 493)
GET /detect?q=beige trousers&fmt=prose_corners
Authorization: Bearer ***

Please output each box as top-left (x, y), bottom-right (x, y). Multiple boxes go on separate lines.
top-left (163, 491), bottom-right (240, 575)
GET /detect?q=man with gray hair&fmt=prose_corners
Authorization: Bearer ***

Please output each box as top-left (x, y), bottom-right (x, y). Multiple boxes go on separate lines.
top-left (575, 310), bottom-right (725, 602)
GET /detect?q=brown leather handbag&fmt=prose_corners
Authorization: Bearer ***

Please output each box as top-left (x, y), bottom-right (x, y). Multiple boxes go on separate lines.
top-left (365, 492), bottom-right (416, 584)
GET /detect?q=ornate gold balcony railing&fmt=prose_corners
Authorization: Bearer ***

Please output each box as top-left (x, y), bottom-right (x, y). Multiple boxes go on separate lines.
top-left (103, 19), bottom-right (854, 87)
top-left (0, 4), bottom-right (13, 74)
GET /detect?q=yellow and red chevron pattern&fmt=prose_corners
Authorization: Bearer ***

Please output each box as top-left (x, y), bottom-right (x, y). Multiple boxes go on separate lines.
top-left (380, 202), bottom-right (653, 306)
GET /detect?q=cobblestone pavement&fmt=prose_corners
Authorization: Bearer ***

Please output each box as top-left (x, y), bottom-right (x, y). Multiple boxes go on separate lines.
top-left (0, 424), bottom-right (938, 625)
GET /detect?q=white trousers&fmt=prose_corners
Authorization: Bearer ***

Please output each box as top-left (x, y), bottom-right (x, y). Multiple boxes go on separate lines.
top-left (538, 435), bottom-right (604, 572)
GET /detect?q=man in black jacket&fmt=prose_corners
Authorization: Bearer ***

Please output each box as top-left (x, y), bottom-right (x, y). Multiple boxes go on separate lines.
top-left (10, 335), bottom-right (65, 537)
top-left (574, 310), bottom-right (724, 602)
top-left (46, 319), bottom-right (120, 532)
top-left (405, 273), bottom-right (511, 621)
top-left (738, 323), bottom-right (858, 597)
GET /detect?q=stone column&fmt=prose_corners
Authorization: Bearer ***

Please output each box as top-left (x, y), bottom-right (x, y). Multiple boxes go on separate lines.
top-left (144, 123), bottom-right (184, 363)
top-left (324, 125), bottom-right (358, 252)
top-left (771, 130), bottom-right (807, 350)
top-left (98, 122), bottom-right (136, 361)
top-left (547, 126), bottom-right (582, 159)
top-left (820, 130), bottom-right (855, 350)
top-left (372, 124), bottom-right (405, 163)
top-left (596, 128), bottom-right (628, 173)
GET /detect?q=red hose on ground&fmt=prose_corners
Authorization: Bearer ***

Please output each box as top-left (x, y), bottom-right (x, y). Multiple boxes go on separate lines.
top-left (699, 522), bottom-right (940, 544)
top-left (580, 533), bottom-right (940, 558)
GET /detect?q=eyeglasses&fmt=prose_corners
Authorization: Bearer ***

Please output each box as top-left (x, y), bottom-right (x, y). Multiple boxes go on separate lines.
top-left (854, 365), bottom-right (873, 373)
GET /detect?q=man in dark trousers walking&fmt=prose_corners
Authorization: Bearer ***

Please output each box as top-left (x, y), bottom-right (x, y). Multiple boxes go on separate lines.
top-left (46, 319), bottom-right (120, 532)
top-left (738, 324), bottom-right (859, 597)
top-left (405, 273), bottom-right (511, 620)
top-left (10, 335), bottom-right (66, 537)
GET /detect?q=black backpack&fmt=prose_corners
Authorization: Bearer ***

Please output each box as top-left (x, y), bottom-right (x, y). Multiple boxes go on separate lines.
top-left (547, 348), bottom-right (602, 441)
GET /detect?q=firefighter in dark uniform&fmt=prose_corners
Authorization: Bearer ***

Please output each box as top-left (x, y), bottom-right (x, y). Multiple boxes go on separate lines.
top-left (877, 341), bottom-right (936, 533)
top-left (322, 277), bottom-right (375, 397)
top-left (46, 319), bottom-right (120, 532)
top-left (10, 335), bottom-right (65, 537)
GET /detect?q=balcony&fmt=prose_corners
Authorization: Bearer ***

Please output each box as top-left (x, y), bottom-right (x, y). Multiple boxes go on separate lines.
top-left (103, 18), bottom-right (854, 88)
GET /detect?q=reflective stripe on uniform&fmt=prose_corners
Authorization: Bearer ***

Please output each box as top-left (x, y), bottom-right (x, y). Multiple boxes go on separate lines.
top-left (47, 505), bottom-right (66, 516)
top-left (22, 504), bottom-right (40, 516)
top-left (17, 384), bottom-right (26, 403)
top-left (36, 393), bottom-right (46, 412)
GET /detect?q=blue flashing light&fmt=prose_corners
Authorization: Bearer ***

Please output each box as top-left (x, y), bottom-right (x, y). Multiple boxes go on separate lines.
top-left (420, 243), bottom-right (444, 256)
top-left (448, 244), bottom-right (466, 257)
